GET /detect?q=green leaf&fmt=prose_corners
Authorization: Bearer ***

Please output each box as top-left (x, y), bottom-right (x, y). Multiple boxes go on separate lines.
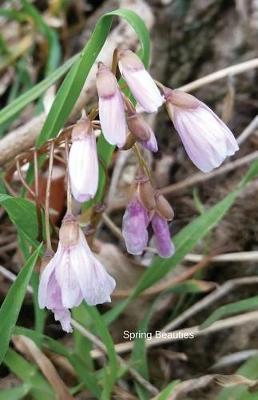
top-left (155, 381), bottom-right (180, 399)
top-left (216, 356), bottom-right (258, 400)
top-left (0, 384), bottom-right (30, 400)
top-left (36, 8), bottom-right (150, 147)
top-left (0, 54), bottom-right (78, 126)
top-left (3, 349), bottom-right (54, 400)
top-left (201, 296), bottom-right (258, 329)
top-left (14, 326), bottom-right (101, 397)
top-left (82, 305), bottom-right (117, 399)
top-left (72, 304), bottom-right (94, 371)
top-left (0, 245), bottom-right (42, 364)
top-left (0, 194), bottom-right (39, 247)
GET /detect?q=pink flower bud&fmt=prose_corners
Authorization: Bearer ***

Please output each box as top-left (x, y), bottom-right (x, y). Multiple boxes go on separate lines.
top-left (151, 213), bottom-right (175, 258)
top-left (96, 62), bottom-right (127, 148)
top-left (68, 118), bottom-right (99, 202)
top-left (127, 112), bottom-right (158, 152)
top-left (118, 49), bottom-right (163, 113)
top-left (122, 198), bottom-right (149, 255)
top-left (165, 89), bottom-right (239, 173)
top-left (38, 217), bottom-right (116, 331)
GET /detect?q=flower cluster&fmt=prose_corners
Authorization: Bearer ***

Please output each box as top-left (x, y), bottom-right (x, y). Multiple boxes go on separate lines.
top-left (122, 174), bottom-right (175, 258)
top-left (38, 47), bottom-right (239, 332)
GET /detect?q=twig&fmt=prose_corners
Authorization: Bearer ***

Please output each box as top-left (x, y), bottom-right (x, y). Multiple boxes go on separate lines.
top-left (162, 276), bottom-right (258, 332)
top-left (185, 251), bottom-right (258, 263)
top-left (160, 150), bottom-right (258, 196)
top-left (237, 115), bottom-right (258, 145)
top-left (15, 157), bottom-right (35, 198)
top-left (45, 141), bottom-right (55, 251)
top-left (210, 349), bottom-right (258, 370)
top-left (178, 58), bottom-right (258, 92)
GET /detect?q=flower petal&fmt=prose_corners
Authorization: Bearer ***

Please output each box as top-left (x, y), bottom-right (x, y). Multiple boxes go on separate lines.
top-left (122, 198), bottom-right (149, 255)
top-left (69, 134), bottom-right (99, 202)
top-left (119, 67), bottom-right (163, 113)
top-left (54, 246), bottom-right (82, 308)
top-left (151, 213), bottom-right (175, 258)
top-left (53, 308), bottom-right (73, 333)
top-left (72, 231), bottom-right (116, 305)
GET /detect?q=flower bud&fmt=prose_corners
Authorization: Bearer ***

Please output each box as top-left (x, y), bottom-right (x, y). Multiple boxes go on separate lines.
top-left (96, 62), bottom-right (117, 98)
top-left (127, 113), bottom-right (151, 141)
top-left (59, 216), bottom-right (79, 247)
top-left (71, 117), bottom-right (92, 141)
top-left (155, 193), bottom-right (174, 221)
top-left (118, 49), bottom-right (163, 113)
top-left (137, 177), bottom-right (156, 211)
top-left (96, 62), bottom-right (127, 148)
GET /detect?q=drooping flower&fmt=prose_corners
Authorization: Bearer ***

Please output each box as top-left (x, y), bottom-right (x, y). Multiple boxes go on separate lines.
top-left (38, 215), bottom-right (116, 332)
top-left (151, 213), bottom-right (175, 258)
top-left (122, 198), bottom-right (149, 255)
top-left (68, 117), bottom-right (99, 202)
top-left (127, 112), bottom-right (158, 153)
top-left (122, 176), bottom-right (175, 258)
top-left (118, 49), bottom-right (163, 113)
top-left (165, 89), bottom-right (239, 173)
top-left (96, 62), bottom-right (127, 148)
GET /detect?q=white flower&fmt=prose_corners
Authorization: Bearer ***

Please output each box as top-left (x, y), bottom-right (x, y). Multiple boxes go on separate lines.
top-left (96, 62), bottom-right (127, 148)
top-left (166, 89), bottom-right (239, 172)
top-left (118, 49), bottom-right (163, 113)
top-left (68, 118), bottom-right (99, 202)
top-left (38, 216), bottom-right (116, 332)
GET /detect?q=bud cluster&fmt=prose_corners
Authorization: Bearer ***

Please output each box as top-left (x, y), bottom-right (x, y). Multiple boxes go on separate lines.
top-left (122, 173), bottom-right (175, 258)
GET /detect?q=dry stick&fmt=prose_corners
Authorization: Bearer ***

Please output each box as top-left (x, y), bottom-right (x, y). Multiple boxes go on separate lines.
top-left (0, 265), bottom-right (158, 396)
top-left (15, 157), bottom-right (35, 198)
top-left (112, 257), bottom-right (211, 299)
top-left (160, 150), bottom-right (258, 196)
top-left (162, 276), bottom-right (258, 333)
top-left (45, 141), bottom-right (55, 251)
top-left (185, 251), bottom-right (258, 263)
top-left (64, 138), bottom-right (72, 214)
top-left (178, 58), bottom-right (258, 92)
top-left (237, 115), bottom-right (258, 145)
top-left (12, 335), bottom-right (74, 400)
top-left (71, 319), bottom-right (159, 396)
top-left (34, 149), bottom-right (43, 242)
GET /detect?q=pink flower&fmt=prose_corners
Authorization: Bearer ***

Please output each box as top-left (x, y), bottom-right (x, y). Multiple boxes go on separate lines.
top-left (122, 198), bottom-right (149, 255)
top-left (151, 213), bottom-right (175, 258)
top-left (68, 118), bottom-right (99, 202)
top-left (118, 49), bottom-right (163, 113)
top-left (122, 180), bottom-right (175, 258)
top-left (96, 62), bottom-right (127, 148)
top-left (165, 89), bottom-right (239, 173)
top-left (38, 216), bottom-right (116, 332)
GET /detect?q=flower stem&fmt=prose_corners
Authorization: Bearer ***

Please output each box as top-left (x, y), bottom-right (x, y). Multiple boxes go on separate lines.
top-left (65, 137), bottom-right (72, 215)
top-left (45, 140), bottom-right (55, 251)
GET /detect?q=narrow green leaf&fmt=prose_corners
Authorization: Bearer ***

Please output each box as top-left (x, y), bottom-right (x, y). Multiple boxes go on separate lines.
top-left (216, 356), bottom-right (258, 400)
top-left (0, 54), bottom-right (77, 126)
top-left (14, 326), bottom-right (101, 397)
top-left (0, 245), bottom-right (42, 364)
top-left (201, 296), bottom-right (258, 329)
top-left (0, 384), bottom-right (30, 400)
top-left (3, 349), bottom-right (54, 400)
top-left (155, 381), bottom-right (180, 400)
top-left (82, 305), bottom-right (117, 399)
top-left (36, 9), bottom-right (150, 146)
